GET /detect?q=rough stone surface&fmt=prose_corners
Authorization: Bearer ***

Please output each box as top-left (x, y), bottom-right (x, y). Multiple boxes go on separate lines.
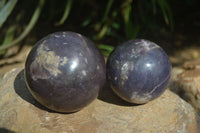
top-left (0, 67), bottom-right (200, 133)
top-left (170, 59), bottom-right (200, 113)
top-left (169, 47), bottom-right (200, 66)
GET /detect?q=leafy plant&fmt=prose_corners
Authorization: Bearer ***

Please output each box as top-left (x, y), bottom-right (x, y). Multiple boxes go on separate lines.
top-left (0, 0), bottom-right (17, 28)
top-left (0, 0), bottom-right (174, 57)
top-left (152, 0), bottom-right (173, 31)
top-left (0, 0), bottom-right (45, 52)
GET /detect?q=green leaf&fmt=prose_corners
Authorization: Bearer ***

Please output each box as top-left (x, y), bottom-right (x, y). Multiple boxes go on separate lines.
top-left (0, 25), bottom-right (16, 55)
top-left (96, 24), bottom-right (108, 40)
top-left (125, 22), bottom-right (140, 39)
top-left (157, 0), bottom-right (174, 31)
top-left (122, 2), bottom-right (140, 39)
top-left (98, 44), bottom-right (114, 52)
top-left (163, 0), bottom-right (174, 31)
top-left (100, 50), bottom-right (110, 57)
top-left (123, 4), bottom-right (131, 24)
top-left (56, 0), bottom-right (73, 26)
top-left (0, 0), bottom-right (18, 28)
top-left (157, 0), bottom-right (168, 24)
top-left (0, 0), bottom-right (45, 51)
top-left (0, 0), bottom-right (6, 10)
top-left (98, 44), bottom-right (115, 57)
top-left (82, 18), bottom-right (91, 27)
top-left (81, 13), bottom-right (94, 27)
top-left (111, 22), bottom-right (120, 29)
top-left (102, 0), bottom-right (114, 23)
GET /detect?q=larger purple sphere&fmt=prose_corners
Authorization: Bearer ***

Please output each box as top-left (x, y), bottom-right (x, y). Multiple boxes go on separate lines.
top-left (107, 39), bottom-right (171, 104)
top-left (25, 31), bottom-right (106, 113)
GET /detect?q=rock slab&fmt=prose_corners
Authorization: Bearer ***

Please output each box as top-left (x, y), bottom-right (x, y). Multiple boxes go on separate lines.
top-left (170, 59), bottom-right (200, 113)
top-left (0, 67), bottom-right (200, 133)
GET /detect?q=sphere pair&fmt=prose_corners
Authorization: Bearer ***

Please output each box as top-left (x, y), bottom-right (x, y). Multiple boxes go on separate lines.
top-left (25, 31), bottom-right (171, 113)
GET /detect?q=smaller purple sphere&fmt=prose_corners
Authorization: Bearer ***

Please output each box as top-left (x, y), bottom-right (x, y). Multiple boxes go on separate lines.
top-left (25, 31), bottom-right (106, 113)
top-left (107, 39), bottom-right (171, 104)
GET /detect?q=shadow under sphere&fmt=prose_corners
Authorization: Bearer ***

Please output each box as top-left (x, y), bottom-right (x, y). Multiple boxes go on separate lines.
top-left (14, 69), bottom-right (60, 113)
top-left (98, 82), bottom-right (138, 106)
top-left (14, 69), bottom-right (137, 111)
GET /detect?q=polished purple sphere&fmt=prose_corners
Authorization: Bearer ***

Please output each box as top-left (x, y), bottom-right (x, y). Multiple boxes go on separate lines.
top-left (25, 31), bottom-right (106, 113)
top-left (107, 39), bottom-right (171, 104)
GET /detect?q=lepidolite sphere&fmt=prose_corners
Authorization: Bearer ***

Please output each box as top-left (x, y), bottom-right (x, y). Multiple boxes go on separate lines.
top-left (107, 39), bottom-right (171, 104)
top-left (25, 31), bottom-right (106, 113)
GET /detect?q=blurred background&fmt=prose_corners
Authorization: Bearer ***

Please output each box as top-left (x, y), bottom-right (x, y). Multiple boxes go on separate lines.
top-left (0, 0), bottom-right (200, 63)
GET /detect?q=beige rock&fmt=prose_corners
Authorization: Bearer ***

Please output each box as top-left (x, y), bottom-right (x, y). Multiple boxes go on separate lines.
top-left (170, 60), bottom-right (200, 113)
top-left (0, 67), bottom-right (200, 133)
top-left (169, 47), bottom-right (200, 66)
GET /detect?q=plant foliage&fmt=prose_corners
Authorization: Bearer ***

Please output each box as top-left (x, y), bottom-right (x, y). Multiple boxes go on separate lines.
top-left (0, 0), bottom-right (174, 57)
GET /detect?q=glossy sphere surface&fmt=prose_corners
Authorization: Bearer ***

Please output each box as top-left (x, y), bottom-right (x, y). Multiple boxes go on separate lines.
top-left (107, 39), bottom-right (171, 104)
top-left (25, 31), bottom-right (106, 113)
